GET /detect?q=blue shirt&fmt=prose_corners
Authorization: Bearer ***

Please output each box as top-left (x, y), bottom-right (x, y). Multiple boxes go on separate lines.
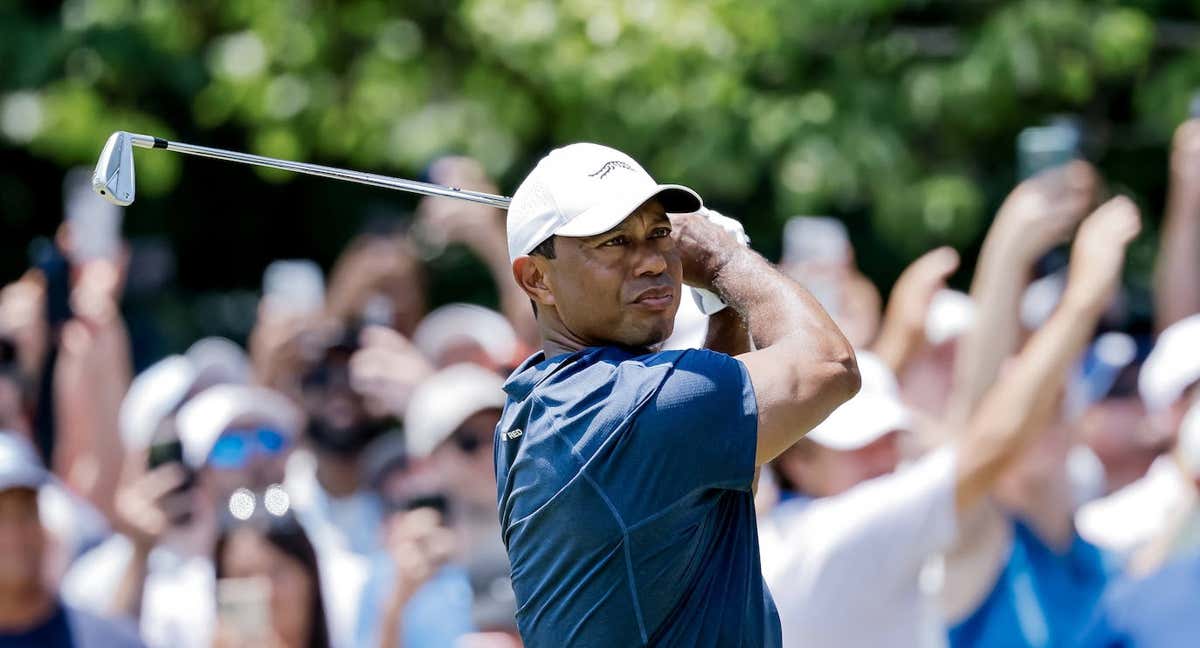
top-left (495, 347), bottom-right (780, 648)
top-left (0, 601), bottom-right (144, 648)
top-left (354, 555), bottom-right (475, 648)
top-left (1077, 551), bottom-right (1200, 648)
top-left (948, 520), bottom-right (1109, 648)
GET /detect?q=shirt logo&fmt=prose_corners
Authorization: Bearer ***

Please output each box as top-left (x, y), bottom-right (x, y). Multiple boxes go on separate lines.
top-left (588, 160), bottom-right (633, 179)
top-left (506, 428), bottom-right (524, 441)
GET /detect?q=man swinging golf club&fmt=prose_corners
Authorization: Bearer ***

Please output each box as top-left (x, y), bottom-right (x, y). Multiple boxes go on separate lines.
top-left (495, 143), bottom-right (860, 647)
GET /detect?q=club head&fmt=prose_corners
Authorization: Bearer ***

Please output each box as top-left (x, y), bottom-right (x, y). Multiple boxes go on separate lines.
top-left (92, 131), bottom-right (135, 206)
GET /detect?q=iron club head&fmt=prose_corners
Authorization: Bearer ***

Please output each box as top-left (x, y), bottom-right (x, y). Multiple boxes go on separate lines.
top-left (92, 131), bottom-right (136, 206)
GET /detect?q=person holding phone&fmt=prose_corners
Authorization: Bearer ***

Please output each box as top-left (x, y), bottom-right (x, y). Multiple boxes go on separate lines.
top-left (213, 510), bottom-right (330, 648)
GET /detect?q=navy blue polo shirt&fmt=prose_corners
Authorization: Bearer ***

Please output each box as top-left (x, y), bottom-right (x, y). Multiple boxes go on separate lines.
top-left (495, 346), bottom-right (781, 647)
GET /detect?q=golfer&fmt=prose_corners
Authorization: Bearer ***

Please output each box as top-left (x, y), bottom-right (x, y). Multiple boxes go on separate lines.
top-left (495, 143), bottom-right (859, 646)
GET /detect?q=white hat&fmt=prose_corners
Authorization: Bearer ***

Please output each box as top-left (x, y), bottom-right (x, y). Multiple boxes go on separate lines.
top-left (506, 143), bottom-right (702, 263)
top-left (175, 385), bottom-right (303, 468)
top-left (925, 289), bottom-right (975, 346)
top-left (0, 431), bottom-right (48, 493)
top-left (119, 337), bottom-right (251, 452)
top-left (1140, 314), bottom-right (1200, 412)
top-left (119, 355), bottom-right (196, 451)
top-left (404, 364), bottom-right (506, 458)
top-left (1178, 400), bottom-right (1200, 478)
top-left (806, 351), bottom-right (912, 450)
top-left (412, 304), bottom-right (520, 368)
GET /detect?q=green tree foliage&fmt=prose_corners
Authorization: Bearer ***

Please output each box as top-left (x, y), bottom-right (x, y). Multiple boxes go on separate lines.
top-left (2, 0), bottom-right (1199, 302)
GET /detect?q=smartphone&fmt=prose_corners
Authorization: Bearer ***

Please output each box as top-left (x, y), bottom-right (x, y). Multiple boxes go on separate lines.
top-left (1016, 119), bottom-right (1082, 181)
top-left (262, 260), bottom-right (324, 316)
top-left (1190, 91), bottom-right (1200, 119)
top-left (216, 576), bottom-right (272, 645)
top-left (146, 422), bottom-right (196, 525)
top-left (64, 167), bottom-right (123, 263)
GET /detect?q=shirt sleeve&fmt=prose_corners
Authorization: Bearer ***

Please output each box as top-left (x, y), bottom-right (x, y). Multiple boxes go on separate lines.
top-left (625, 349), bottom-right (759, 494)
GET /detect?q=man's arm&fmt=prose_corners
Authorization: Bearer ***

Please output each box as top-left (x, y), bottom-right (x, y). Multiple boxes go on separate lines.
top-left (1155, 120), bottom-right (1200, 332)
top-left (954, 196), bottom-right (1141, 512)
top-left (673, 214), bottom-right (860, 466)
top-left (945, 161), bottom-right (1097, 425)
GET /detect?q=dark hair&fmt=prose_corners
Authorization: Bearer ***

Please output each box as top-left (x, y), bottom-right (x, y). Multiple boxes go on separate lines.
top-left (530, 236), bottom-right (556, 259)
top-left (214, 512), bottom-right (331, 648)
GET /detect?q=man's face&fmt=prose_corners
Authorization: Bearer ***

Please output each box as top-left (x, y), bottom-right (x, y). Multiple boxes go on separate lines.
top-left (0, 488), bottom-right (44, 590)
top-left (1080, 396), bottom-right (1165, 491)
top-left (434, 408), bottom-right (502, 509)
top-left (534, 201), bottom-right (682, 349)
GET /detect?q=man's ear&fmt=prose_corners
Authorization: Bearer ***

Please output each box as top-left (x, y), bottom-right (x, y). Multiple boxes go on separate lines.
top-left (513, 257), bottom-right (555, 308)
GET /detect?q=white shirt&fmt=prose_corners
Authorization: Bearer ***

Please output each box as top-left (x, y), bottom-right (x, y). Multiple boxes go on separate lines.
top-left (759, 448), bottom-right (958, 648)
top-left (62, 533), bottom-right (215, 648)
top-left (1075, 456), bottom-right (1193, 557)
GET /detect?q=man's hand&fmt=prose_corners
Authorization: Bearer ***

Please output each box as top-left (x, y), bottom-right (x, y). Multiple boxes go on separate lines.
top-left (1063, 196), bottom-right (1142, 313)
top-left (416, 157), bottom-right (507, 254)
top-left (670, 210), bottom-right (743, 293)
top-left (385, 507), bottom-right (457, 602)
top-left (113, 462), bottom-right (191, 552)
top-left (990, 161), bottom-right (1098, 263)
top-left (349, 325), bottom-right (434, 419)
top-left (872, 246), bottom-right (960, 373)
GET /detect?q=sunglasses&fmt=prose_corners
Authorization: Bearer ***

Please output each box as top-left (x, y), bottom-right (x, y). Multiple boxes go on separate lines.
top-left (208, 427), bottom-right (290, 470)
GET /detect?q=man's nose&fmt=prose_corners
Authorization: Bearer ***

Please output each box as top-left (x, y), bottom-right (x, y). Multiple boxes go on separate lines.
top-left (631, 241), bottom-right (668, 277)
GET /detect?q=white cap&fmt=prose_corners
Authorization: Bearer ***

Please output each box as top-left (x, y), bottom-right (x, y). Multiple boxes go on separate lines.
top-left (404, 364), bottom-right (506, 458)
top-left (412, 304), bottom-right (520, 368)
top-left (506, 143), bottom-right (702, 263)
top-left (1140, 314), bottom-right (1200, 412)
top-left (925, 289), bottom-right (975, 346)
top-left (1178, 400), bottom-right (1200, 478)
top-left (119, 355), bottom-right (196, 451)
top-left (0, 431), bottom-right (48, 493)
top-left (119, 338), bottom-right (251, 452)
top-left (806, 351), bottom-right (911, 450)
top-left (175, 385), bottom-right (303, 468)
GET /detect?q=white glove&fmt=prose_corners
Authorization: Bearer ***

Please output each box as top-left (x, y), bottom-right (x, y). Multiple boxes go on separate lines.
top-left (688, 208), bottom-right (750, 315)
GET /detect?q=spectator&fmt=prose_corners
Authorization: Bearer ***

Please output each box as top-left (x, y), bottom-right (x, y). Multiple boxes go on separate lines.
top-left (354, 433), bottom-right (475, 648)
top-left (62, 384), bottom-right (303, 648)
top-left (287, 330), bottom-right (393, 557)
top-left (212, 509), bottom-right (330, 648)
top-left (0, 431), bottom-right (143, 648)
top-left (1076, 401), bottom-right (1200, 647)
top-left (759, 196), bottom-right (1140, 647)
top-left (1075, 315), bottom-right (1200, 562)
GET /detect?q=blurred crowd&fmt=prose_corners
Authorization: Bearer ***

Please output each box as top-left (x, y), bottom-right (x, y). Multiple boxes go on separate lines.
top-left (2, 119), bottom-right (1200, 648)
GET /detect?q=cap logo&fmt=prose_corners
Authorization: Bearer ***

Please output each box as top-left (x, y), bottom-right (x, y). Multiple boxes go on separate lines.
top-left (588, 160), bottom-right (633, 179)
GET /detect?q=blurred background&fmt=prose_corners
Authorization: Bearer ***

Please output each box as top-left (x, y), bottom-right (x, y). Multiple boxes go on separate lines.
top-left (4, 0), bottom-right (1199, 356)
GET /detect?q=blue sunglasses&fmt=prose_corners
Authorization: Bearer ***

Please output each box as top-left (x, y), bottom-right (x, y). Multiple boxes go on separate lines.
top-left (208, 427), bottom-right (290, 470)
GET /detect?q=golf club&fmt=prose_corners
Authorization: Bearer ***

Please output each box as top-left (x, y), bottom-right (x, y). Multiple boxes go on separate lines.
top-left (91, 131), bottom-right (513, 209)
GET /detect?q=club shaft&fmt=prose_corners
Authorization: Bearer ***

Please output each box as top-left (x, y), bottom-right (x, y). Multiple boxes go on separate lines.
top-left (126, 132), bottom-right (513, 209)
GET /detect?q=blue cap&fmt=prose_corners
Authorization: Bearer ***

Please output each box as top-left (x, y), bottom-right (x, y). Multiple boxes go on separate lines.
top-left (0, 431), bottom-right (48, 493)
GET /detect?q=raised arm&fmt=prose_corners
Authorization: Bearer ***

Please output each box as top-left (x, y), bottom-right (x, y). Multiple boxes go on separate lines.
top-left (1155, 119), bottom-right (1200, 332)
top-left (954, 196), bottom-right (1140, 512)
top-left (672, 213), bottom-right (860, 466)
top-left (945, 162), bottom-right (1097, 425)
top-left (417, 157), bottom-right (539, 346)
